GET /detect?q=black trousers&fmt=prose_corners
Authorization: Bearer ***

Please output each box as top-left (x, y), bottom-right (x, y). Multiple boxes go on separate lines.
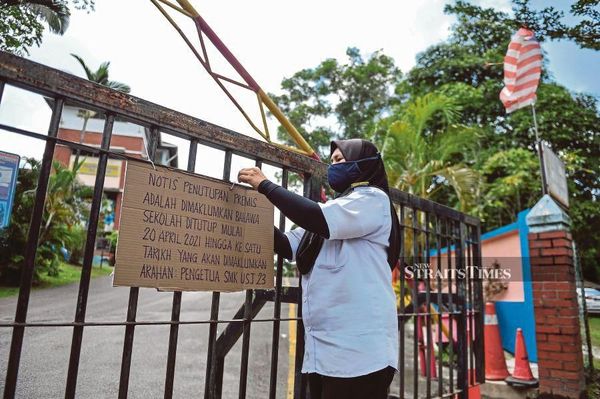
top-left (308, 366), bottom-right (395, 399)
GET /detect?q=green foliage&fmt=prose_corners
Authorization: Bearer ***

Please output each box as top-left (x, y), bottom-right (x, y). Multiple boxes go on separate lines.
top-left (0, 286), bottom-right (19, 298)
top-left (0, 0), bottom-right (94, 56)
top-left (35, 160), bottom-right (85, 278)
top-left (0, 158), bottom-right (91, 285)
top-left (513, 0), bottom-right (600, 50)
top-left (0, 261), bottom-right (113, 299)
top-left (478, 148), bottom-right (540, 226)
top-left (271, 47), bottom-right (402, 158)
top-left (282, 260), bottom-right (295, 278)
top-left (405, 1), bottom-right (600, 279)
top-left (570, 200), bottom-right (600, 282)
top-left (71, 53), bottom-right (132, 93)
top-left (38, 160), bottom-right (84, 248)
top-left (70, 53), bottom-right (131, 170)
top-left (273, 1), bottom-right (600, 279)
top-left (372, 93), bottom-right (479, 211)
top-left (0, 158), bottom-right (40, 285)
top-left (37, 244), bottom-right (60, 277)
top-left (106, 230), bottom-right (118, 248)
top-left (23, 0), bottom-right (71, 34)
top-left (106, 230), bottom-right (118, 266)
top-left (589, 316), bottom-right (600, 348)
top-left (0, 4), bottom-right (44, 56)
top-left (66, 224), bottom-right (86, 265)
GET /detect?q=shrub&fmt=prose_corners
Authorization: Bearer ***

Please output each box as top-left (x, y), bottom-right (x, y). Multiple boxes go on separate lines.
top-left (66, 225), bottom-right (87, 265)
top-left (0, 159), bottom-right (89, 285)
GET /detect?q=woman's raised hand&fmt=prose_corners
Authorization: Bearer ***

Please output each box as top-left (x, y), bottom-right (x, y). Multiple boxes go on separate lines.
top-left (237, 167), bottom-right (267, 190)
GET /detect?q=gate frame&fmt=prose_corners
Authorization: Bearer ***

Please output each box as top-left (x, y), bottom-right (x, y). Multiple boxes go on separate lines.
top-left (0, 51), bottom-right (484, 399)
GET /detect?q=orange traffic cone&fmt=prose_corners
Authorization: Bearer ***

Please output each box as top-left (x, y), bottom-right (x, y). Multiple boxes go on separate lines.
top-left (505, 328), bottom-right (539, 388)
top-left (484, 302), bottom-right (510, 380)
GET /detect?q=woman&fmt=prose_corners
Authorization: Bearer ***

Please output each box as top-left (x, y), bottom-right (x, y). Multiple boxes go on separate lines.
top-left (237, 139), bottom-right (400, 399)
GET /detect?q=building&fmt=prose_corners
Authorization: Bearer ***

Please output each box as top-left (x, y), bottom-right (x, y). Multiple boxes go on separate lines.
top-left (479, 210), bottom-right (537, 362)
top-left (51, 102), bottom-right (178, 232)
top-left (426, 209), bottom-right (538, 361)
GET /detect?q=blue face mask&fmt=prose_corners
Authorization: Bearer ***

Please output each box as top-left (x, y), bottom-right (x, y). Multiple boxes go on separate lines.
top-left (327, 154), bottom-right (380, 193)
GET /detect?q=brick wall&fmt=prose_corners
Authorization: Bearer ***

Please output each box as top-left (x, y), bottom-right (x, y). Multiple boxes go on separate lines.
top-left (56, 128), bottom-right (144, 152)
top-left (54, 145), bottom-right (72, 167)
top-left (529, 230), bottom-right (585, 398)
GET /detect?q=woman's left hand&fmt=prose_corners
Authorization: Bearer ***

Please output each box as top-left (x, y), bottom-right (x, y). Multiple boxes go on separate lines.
top-left (237, 167), bottom-right (267, 190)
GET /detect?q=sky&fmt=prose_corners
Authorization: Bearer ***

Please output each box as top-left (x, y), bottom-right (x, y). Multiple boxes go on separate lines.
top-left (0, 0), bottom-right (598, 173)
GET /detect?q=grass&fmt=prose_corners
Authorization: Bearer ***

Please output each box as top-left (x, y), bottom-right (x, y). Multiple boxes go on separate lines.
top-left (0, 286), bottom-right (19, 298)
top-left (587, 316), bottom-right (600, 371)
top-left (0, 262), bottom-right (113, 298)
top-left (589, 316), bottom-right (600, 348)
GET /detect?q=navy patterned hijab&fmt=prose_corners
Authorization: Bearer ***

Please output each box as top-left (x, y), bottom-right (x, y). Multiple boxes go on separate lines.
top-left (296, 139), bottom-right (400, 273)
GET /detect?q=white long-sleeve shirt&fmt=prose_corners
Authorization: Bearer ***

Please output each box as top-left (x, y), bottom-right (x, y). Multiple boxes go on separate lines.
top-left (285, 186), bottom-right (398, 377)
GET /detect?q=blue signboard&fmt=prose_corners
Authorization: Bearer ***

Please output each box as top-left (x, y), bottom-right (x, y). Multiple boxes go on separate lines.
top-left (0, 151), bottom-right (20, 229)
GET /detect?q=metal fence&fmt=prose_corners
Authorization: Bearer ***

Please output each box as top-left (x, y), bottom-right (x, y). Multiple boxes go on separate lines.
top-left (0, 51), bottom-right (484, 399)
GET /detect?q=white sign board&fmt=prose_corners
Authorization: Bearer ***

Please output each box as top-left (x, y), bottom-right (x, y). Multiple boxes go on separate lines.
top-left (542, 143), bottom-right (569, 208)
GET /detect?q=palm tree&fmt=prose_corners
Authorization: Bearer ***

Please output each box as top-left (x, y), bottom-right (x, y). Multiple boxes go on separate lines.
top-left (18, 159), bottom-right (86, 277)
top-left (375, 94), bottom-right (480, 309)
top-left (70, 53), bottom-right (131, 168)
top-left (374, 93), bottom-right (479, 212)
top-left (4, 0), bottom-right (70, 34)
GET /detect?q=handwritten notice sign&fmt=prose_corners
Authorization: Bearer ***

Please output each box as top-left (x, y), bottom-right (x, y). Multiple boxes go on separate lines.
top-left (114, 161), bottom-right (274, 292)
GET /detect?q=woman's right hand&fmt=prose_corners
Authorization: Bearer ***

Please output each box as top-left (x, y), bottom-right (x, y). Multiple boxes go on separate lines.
top-left (237, 167), bottom-right (267, 190)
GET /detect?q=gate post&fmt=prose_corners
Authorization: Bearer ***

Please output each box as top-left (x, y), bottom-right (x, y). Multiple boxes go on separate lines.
top-left (526, 195), bottom-right (585, 398)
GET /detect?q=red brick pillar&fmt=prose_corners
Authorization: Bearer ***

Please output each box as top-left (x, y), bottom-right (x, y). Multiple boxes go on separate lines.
top-left (527, 195), bottom-right (585, 398)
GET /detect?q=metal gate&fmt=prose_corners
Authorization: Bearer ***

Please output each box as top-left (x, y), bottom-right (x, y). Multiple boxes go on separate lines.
top-left (0, 51), bottom-right (484, 398)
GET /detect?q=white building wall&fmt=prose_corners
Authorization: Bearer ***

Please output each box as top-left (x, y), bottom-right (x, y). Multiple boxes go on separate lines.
top-left (60, 105), bottom-right (146, 138)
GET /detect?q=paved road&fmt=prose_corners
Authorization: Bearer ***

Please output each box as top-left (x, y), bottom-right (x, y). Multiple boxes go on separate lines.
top-left (0, 275), bottom-right (292, 398)
top-left (1, 275), bottom-right (456, 398)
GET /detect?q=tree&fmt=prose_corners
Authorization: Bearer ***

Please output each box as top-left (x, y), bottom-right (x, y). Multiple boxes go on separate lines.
top-left (0, 158), bottom-right (39, 285)
top-left (0, 4), bottom-right (45, 55)
top-left (272, 1), bottom-right (599, 279)
top-left (0, 159), bottom-right (91, 284)
top-left (478, 148), bottom-right (540, 227)
top-left (373, 93), bottom-right (479, 211)
top-left (271, 47), bottom-right (402, 158)
top-left (0, 0), bottom-right (94, 56)
top-left (513, 0), bottom-right (600, 50)
top-left (404, 1), bottom-right (600, 280)
top-left (70, 53), bottom-right (131, 168)
top-left (271, 1), bottom-right (599, 279)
